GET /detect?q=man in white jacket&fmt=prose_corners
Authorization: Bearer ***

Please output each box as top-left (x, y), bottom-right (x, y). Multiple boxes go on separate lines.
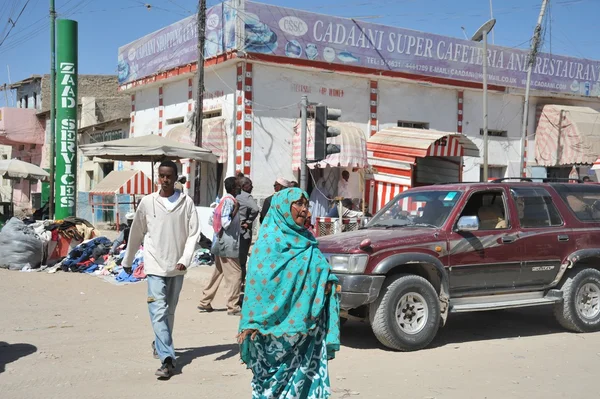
top-left (123, 160), bottom-right (200, 380)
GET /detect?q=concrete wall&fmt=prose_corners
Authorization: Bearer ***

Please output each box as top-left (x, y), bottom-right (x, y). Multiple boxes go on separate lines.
top-left (251, 63), bottom-right (370, 199)
top-left (14, 79), bottom-right (41, 110)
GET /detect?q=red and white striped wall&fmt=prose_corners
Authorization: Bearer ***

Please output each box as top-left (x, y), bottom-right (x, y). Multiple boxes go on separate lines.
top-left (243, 63), bottom-right (254, 176)
top-left (235, 62), bottom-right (254, 176)
top-left (457, 90), bottom-right (464, 133)
top-left (130, 94), bottom-right (135, 167)
top-left (522, 138), bottom-right (528, 177)
top-left (185, 160), bottom-right (191, 190)
top-left (188, 78), bottom-right (194, 112)
top-left (158, 86), bottom-right (164, 136)
top-left (235, 63), bottom-right (244, 174)
top-left (369, 80), bottom-right (378, 136)
top-left (130, 94), bottom-right (136, 137)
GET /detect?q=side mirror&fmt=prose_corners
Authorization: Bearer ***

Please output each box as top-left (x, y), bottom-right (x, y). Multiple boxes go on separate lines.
top-left (456, 215), bottom-right (479, 232)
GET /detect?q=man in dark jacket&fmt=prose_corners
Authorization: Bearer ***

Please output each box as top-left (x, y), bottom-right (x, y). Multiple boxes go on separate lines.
top-left (259, 177), bottom-right (290, 223)
top-left (236, 177), bottom-right (259, 279)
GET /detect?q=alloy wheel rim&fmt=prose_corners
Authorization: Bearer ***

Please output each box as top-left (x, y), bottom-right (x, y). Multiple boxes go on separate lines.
top-left (576, 282), bottom-right (600, 320)
top-left (395, 292), bottom-right (428, 334)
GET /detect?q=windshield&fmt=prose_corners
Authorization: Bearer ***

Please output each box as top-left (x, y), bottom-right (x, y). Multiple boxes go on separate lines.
top-left (367, 189), bottom-right (462, 228)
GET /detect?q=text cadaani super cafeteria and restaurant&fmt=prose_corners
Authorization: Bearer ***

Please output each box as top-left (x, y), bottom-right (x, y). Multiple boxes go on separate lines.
top-left (117, 0), bottom-right (600, 214)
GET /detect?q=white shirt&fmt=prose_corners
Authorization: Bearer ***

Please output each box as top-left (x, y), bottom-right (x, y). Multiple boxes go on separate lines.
top-left (338, 179), bottom-right (351, 199)
top-left (161, 190), bottom-right (181, 211)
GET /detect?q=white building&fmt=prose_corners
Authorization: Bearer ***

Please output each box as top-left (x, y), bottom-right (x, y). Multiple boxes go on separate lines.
top-left (117, 0), bottom-right (600, 213)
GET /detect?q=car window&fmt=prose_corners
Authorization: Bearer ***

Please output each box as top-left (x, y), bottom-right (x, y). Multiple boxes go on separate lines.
top-left (367, 190), bottom-right (462, 228)
top-left (552, 184), bottom-right (600, 222)
top-left (510, 187), bottom-right (562, 228)
top-left (458, 190), bottom-right (509, 230)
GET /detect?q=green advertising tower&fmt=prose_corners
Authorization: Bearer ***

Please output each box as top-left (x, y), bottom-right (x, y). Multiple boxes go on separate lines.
top-left (55, 19), bottom-right (78, 219)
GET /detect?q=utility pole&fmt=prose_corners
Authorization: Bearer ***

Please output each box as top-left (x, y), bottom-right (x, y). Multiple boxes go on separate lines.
top-left (300, 96), bottom-right (308, 191)
top-left (193, 0), bottom-right (206, 205)
top-left (49, 0), bottom-right (56, 219)
top-left (519, 0), bottom-right (549, 178)
top-left (471, 19), bottom-right (496, 182)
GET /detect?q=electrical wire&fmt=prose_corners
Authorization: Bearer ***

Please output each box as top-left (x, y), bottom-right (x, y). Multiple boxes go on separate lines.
top-left (0, 0), bottom-right (32, 47)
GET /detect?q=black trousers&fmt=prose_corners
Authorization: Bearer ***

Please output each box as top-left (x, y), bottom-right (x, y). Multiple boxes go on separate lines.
top-left (239, 236), bottom-right (252, 282)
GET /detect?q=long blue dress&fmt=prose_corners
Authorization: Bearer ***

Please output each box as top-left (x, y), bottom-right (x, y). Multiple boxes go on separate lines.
top-left (239, 188), bottom-right (340, 399)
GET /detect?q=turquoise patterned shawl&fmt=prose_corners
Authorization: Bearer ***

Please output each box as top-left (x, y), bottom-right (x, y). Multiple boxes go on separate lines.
top-left (239, 188), bottom-right (340, 359)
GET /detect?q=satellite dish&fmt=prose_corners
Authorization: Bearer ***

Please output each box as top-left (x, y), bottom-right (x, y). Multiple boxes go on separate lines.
top-left (471, 19), bottom-right (496, 42)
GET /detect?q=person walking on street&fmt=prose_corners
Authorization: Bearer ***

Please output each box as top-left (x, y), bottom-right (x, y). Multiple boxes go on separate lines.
top-left (238, 188), bottom-right (341, 398)
top-left (236, 176), bottom-right (259, 281)
top-left (198, 176), bottom-right (243, 316)
top-left (259, 177), bottom-right (290, 223)
top-left (123, 160), bottom-right (200, 380)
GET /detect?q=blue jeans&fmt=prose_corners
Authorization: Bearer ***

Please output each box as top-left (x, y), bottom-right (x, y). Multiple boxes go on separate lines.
top-left (147, 274), bottom-right (184, 364)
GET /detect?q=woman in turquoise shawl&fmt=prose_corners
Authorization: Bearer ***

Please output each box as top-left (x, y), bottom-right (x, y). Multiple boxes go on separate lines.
top-left (238, 188), bottom-right (340, 399)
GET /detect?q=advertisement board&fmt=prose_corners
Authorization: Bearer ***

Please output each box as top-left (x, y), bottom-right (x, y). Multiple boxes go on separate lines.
top-left (242, 2), bottom-right (600, 96)
top-left (117, 2), bottom-right (237, 84)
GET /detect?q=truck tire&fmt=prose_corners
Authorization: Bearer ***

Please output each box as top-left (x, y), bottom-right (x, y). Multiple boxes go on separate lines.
top-left (369, 274), bottom-right (440, 351)
top-left (554, 268), bottom-right (600, 333)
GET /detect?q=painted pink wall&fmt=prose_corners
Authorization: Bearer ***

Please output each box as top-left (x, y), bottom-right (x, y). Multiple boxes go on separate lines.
top-left (0, 107), bottom-right (45, 145)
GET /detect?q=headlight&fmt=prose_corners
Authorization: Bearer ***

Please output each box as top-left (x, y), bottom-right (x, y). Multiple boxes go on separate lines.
top-left (328, 254), bottom-right (369, 274)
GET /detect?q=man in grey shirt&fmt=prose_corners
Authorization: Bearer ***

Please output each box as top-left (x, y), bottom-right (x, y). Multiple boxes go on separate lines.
top-left (236, 176), bottom-right (259, 281)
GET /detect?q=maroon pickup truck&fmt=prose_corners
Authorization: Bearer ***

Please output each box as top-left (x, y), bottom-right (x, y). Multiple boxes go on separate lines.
top-left (318, 180), bottom-right (600, 351)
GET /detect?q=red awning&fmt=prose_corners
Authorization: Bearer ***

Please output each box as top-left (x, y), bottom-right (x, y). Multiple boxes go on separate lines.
top-left (90, 170), bottom-right (153, 195)
top-left (367, 127), bottom-right (479, 163)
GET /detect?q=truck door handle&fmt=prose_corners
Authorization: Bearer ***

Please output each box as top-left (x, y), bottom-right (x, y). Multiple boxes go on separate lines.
top-left (501, 236), bottom-right (516, 244)
top-left (558, 235), bottom-right (569, 242)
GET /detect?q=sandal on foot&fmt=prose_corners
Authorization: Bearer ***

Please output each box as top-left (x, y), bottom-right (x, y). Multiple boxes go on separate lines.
top-left (197, 305), bottom-right (214, 313)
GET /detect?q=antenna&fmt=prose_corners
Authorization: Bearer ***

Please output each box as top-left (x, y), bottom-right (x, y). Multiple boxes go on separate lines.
top-left (460, 27), bottom-right (469, 40)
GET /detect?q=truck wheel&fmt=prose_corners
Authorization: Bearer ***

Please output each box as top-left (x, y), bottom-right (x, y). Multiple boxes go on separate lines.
top-left (554, 268), bottom-right (600, 333)
top-left (369, 274), bottom-right (440, 351)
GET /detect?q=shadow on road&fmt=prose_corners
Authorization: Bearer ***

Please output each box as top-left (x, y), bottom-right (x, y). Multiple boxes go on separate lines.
top-left (176, 343), bottom-right (239, 372)
top-left (341, 306), bottom-right (565, 351)
top-left (0, 341), bottom-right (37, 373)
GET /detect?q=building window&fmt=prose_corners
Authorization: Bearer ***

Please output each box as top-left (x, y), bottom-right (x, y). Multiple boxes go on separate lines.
top-left (204, 109), bottom-right (222, 119)
top-left (480, 166), bottom-right (506, 181)
top-left (479, 129), bottom-right (508, 137)
top-left (18, 145), bottom-right (25, 151)
top-left (30, 144), bottom-right (36, 150)
top-left (166, 117), bottom-right (185, 125)
top-left (397, 120), bottom-right (429, 129)
top-left (32, 92), bottom-right (37, 109)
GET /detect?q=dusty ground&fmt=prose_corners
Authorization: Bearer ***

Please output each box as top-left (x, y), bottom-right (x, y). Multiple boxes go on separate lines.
top-left (0, 267), bottom-right (597, 399)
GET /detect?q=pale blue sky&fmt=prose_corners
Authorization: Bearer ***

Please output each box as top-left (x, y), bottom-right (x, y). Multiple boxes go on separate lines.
top-left (0, 0), bottom-right (597, 105)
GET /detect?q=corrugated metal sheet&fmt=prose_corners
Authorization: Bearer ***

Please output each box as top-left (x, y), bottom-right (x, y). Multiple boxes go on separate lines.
top-left (535, 105), bottom-right (600, 166)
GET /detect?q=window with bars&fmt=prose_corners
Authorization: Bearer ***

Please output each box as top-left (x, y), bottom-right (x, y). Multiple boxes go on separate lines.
top-left (479, 129), bottom-right (508, 137)
top-left (398, 120), bottom-right (429, 129)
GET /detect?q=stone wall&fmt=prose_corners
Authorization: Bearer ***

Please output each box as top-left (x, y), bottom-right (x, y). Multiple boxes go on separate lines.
top-left (40, 74), bottom-right (128, 113)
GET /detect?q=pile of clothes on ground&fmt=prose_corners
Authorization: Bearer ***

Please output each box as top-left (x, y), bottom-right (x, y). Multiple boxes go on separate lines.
top-left (49, 239), bottom-right (147, 284)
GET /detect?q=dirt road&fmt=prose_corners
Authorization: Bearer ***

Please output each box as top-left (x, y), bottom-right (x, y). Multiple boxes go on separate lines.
top-left (0, 268), bottom-right (597, 399)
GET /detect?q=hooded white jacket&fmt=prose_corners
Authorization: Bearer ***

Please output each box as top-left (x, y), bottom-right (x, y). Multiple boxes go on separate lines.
top-left (123, 191), bottom-right (200, 277)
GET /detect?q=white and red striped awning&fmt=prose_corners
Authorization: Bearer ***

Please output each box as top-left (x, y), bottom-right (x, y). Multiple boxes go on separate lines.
top-left (90, 170), bottom-right (153, 195)
top-left (292, 119), bottom-right (368, 170)
top-left (535, 105), bottom-right (600, 166)
top-left (165, 117), bottom-right (228, 163)
top-left (367, 127), bottom-right (479, 162)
